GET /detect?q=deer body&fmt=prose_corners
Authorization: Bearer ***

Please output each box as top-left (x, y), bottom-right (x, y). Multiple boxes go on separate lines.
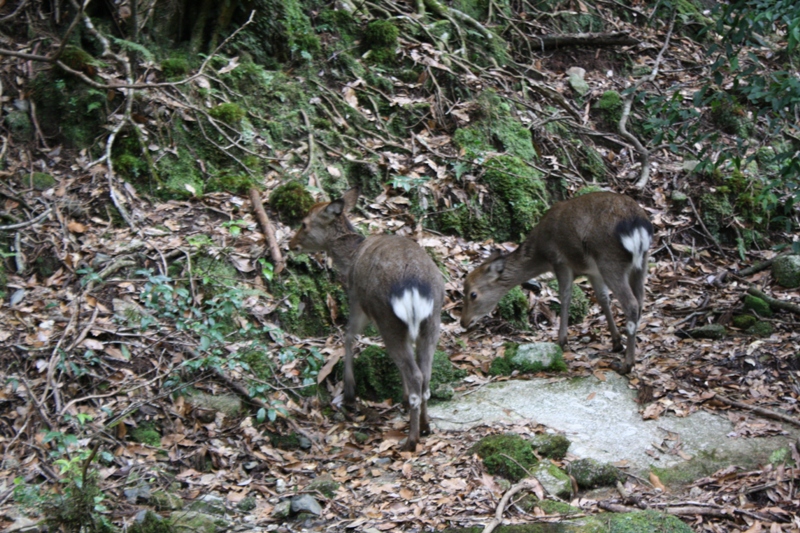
top-left (461, 192), bottom-right (652, 373)
top-left (289, 189), bottom-right (444, 451)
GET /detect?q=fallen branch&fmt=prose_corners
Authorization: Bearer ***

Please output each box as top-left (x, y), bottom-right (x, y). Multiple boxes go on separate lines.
top-left (482, 478), bottom-right (543, 533)
top-left (746, 287), bottom-right (800, 316)
top-left (710, 393), bottom-right (800, 428)
top-left (0, 207), bottom-right (52, 231)
top-left (620, 13), bottom-right (674, 189)
top-left (249, 188), bottom-right (285, 275)
top-left (533, 31), bottom-right (638, 50)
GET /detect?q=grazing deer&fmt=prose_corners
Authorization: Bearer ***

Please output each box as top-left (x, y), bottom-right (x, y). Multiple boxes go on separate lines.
top-left (461, 192), bottom-right (652, 374)
top-left (289, 188), bottom-right (444, 451)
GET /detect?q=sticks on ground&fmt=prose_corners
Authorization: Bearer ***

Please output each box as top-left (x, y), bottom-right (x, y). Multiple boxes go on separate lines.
top-left (249, 188), bottom-right (285, 275)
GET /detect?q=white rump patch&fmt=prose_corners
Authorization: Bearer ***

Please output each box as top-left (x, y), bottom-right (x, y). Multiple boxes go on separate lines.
top-left (620, 227), bottom-right (652, 270)
top-left (390, 288), bottom-right (434, 343)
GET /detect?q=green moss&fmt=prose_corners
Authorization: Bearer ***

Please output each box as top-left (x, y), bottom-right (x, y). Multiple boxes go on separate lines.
top-left (272, 262), bottom-right (347, 336)
top-left (546, 280), bottom-right (590, 325)
top-left (491, 342), bottom-right (567, 375)
top-left (161, 56), bottom-right (190, 78)
top-left (731, 315), bottom-right (757, 329)
top-left (708, 94), bottom-right (749, 136)
top-left (130, 423), bottom-right (162, 447)
top-left (773, 255), bottom-right (800, 288)
top-left (769, 447), bottom-right (794, 466)
top-left (30, 72), bottom-right (107, 149)
top-left (129, 510), bottom-right (172, 533)
top-left (699, 193), bottom-right (733, 241)
top-left (608, 510), bottom-right (693, 533)
top-left (269, 181), bottom-right (315, 225)
top-left (209, 102), bottom-right (246, 125)
top-left (60, 45), bottom-right (102, 74)
top-left (743, 294), bottom-right (773, 317)
top-left (267, 431), bottom-right (303, 450)
top-left (350, 348), bottom-right (457, 404)
top-left (531, 434), bottom-right (571, 460)
top-left (364, 20), bottom-right (400, 49)
top-left (156, 145), bottom-right (204, 200)
top-left (746, 321), bottom-right (773, 337)
top-left (535, 499), bottom-right (582, 515)
top-left (232, 0), bottom-right (319, 64)
top-left (31, 172), bottom-right (56, 191)
top-left (306, 475), bottom-right (340, 498)
top-left (567, 458), bottom-right (623, 489)
top-left (482, 155), bottom-right (548, 242)
top-left (473, 433), bottom-right (538, 482)
top-left (318, 9), bottom-right (358, 45)
top-left (4, 108), bottom-right (33, 142)
top-left (453, 127), bottom-right (492, 158)
top-left (353, 345), bottom-right (405, 403)
top-left (576, 144), bottom-right (607, 181)
top-left (497, 286), bottom-right (529, 330)
top-left (575, 185), bottom-right (605, 196)
top-left (593, 91), bottom-right (623, 130)
top-left (207, 172), bottom-right (259, 195)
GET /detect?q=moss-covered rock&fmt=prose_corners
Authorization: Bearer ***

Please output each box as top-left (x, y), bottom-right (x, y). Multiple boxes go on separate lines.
top-left (169, 511), bottom-right (229, 533)
top-left (608, 510), bottom-right (693, 533)
top-left (531, 433), bottom-right (571, 460)
top-left (547, 280), bottom-right (590, 325)
top-left (685, 324), bottom-right (727, 340)
top-left (130, 423), bottom-right (161, 447)
top-left (532, 462), bottom-right (573, 499)
top-left (772, 254), bottom-right (800, 288)
top-left (593, 91), bottom-right (623, 131)
top-left (746, 321), bottom-right (773, 337)
top-left (490, 342), bottom-right (567, 376)
top-left (473, 433), bottom-right (538, 482)
top-left (269, 181), bottom-right (316, 225)
top-left (306, 475), bottom-right (340, 498)
top-left (130, 511), bottom-right (171, 533)
top-left (743, 294), bottom-right (773, 317)
top-left (352, 347), bottom-right (461, 404)
top-left (482, 155), bottom-right (548, 242)
top-left (31, 172), bottom-right (56, 191)
top-left (731, 314), bottom-right (757, 329)
top-left (152, 490), bottom-right (184, 511)
top-left (364, 20), bottom-right (400, 49)
top-left (567, 458), bottom-right (623, 489)
top-left (161, 56), bottom-right (190, 78)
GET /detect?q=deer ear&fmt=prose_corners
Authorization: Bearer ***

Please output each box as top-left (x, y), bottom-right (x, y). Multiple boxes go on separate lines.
top-left (324, 198), bottom-right (346, 218)
top-left (342, 187), bottom-right (360, 212)
top-left (486, 255), bottom-right (506, 281)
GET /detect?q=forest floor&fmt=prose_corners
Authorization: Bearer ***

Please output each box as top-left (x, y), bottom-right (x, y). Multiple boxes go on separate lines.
top-left (2, 2), bottom-right (800, 533)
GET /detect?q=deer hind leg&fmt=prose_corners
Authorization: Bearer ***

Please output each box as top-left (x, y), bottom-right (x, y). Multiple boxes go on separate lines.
top-left (344, 303), bottom-right (369, 405)
top-left (589, 274), bottom-right (623, 353)
top-left (416, 314), bottom-right (441, 436)
top-left (604, 268), bottom-right (641, 374)
top-left (554, 267), bottom-right (575, 349)
top-left (382, 327), bottom-right (424, 452)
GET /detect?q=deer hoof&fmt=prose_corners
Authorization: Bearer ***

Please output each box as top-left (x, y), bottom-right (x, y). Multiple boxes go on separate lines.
top-left (401, 439), bottom-right (418, 452)
top-left (611, 340), bottom-right (624, 353)
top-left (610, 359), bottom-right (632, 374)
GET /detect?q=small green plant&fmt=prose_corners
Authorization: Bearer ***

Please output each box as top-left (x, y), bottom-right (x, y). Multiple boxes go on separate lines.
top-left (209, 102), bottom-right (246, 124)
top-left (221, 219), bottom-right (250, 237)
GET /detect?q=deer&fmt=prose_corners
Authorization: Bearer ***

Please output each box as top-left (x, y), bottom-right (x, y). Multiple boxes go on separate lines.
top-left (288, 188), bottom-right (444, 451)
top-left (461, 191), bottom-right (653, 374)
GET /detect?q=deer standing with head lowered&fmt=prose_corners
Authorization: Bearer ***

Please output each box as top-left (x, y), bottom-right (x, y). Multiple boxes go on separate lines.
top-left (461, 192), bottom-right (653, 374)
top-left (289, 188), bottom-right (444, 451)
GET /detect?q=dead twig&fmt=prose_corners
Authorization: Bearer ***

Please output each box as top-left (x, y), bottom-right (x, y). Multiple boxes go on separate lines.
top-left (746, 287), bottom-right (800, 316)
top-left (482, 478), bottom-right (544, 533)
top-left (249, 188), bottom-right (285, 275)
top-left (710, 393), bottom-right (800, 428)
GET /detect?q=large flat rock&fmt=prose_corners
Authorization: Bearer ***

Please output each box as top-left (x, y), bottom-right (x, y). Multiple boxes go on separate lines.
top-left (429, 372), bottom-right (795, 474)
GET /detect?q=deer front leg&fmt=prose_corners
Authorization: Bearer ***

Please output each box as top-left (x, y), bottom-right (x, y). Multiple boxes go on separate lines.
top-left (343, 304), bottom-right (368, 405)
top-left (555, 268), bottom-right (575, 349)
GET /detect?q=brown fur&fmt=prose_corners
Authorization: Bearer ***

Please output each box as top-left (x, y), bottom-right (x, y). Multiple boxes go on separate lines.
top-left (290, 188), bottom-right (444, 451)
top-left (461, 192), bottom-right (652, 373)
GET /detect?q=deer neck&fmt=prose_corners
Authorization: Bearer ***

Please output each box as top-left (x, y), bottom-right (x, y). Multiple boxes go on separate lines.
top-left (327, 233), bottom-right (366, 284)
top-left (502, 232), bottom-right (551, 288)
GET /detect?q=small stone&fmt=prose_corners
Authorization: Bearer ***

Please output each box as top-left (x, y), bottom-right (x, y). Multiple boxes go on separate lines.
top-left (271, 500), bottom-right (292, 519)
top-left (188, 493), bottom-right (227, 515)
top-left (152, 490), bottom-right (183, 510)
top-left (566, 67), bottom-right (590, 96)
top-left (511, 342), bottom-right (565, 372)
top-left (290, 494), bottom-right (323, 516)
top-left (124, 484), bottom-right (152, 503)
top-left (685, 324), bottom-right (727, 340)
top-left (568, 458), bottom-right (623, 489)
top-left (275, 478), bottom-right (287, 493)
top-left (530, 433), bottom-right (571, 460)
top-left (431, 383), bottom-right (454, 400)
top-left (237, 496), bottom-right (257, 512)
top-left (307, 474), bottom-right (340, 498)
top-left (532, 463), bottom-right (573, 499)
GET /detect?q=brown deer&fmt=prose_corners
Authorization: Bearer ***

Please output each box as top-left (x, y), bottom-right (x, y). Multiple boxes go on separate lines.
top-left (461, 192), bottom-right (653, 374)
top-left (289, 188), bottom-right (444, 451)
